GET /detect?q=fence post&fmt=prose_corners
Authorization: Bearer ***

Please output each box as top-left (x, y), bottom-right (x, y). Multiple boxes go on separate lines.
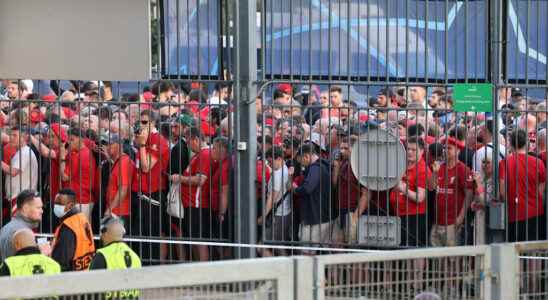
top-left (490, 243), bottom-right (519, 299)
top-left (232, 0), bottom-right (258, 259)
top-left (293, 256), bottom-right (314, 300)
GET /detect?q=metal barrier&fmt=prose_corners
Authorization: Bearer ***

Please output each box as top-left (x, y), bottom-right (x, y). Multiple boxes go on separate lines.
top-left (2, 242), bottom-right (548, 299)
top-left (0, 84), bottom-right (547, 262)
top-left (0, 0), bottom-right (547, 264)
top-left (315, 245), bottom-right (490, 300)
top-left (517, 242), bottom-right (548, 299)
top-left (0, 257), bottom-right (293, 300)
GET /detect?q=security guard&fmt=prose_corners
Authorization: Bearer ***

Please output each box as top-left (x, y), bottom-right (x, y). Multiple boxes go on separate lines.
top-left (90, 216), bottom-right (141, 299)
top-left (52, 188), bottom-right (96, 271)
top-left (0, 228), bottom-right (61, 277)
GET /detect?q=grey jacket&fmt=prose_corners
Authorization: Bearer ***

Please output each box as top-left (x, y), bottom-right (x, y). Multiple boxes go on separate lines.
top-left (0, 215), bottom-right (37, 260)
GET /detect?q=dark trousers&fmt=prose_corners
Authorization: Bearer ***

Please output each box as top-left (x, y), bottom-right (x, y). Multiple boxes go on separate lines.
top-left (130, 191), bottom-right (166, 265)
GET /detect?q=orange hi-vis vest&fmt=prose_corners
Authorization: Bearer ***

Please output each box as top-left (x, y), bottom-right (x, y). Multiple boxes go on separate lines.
top-left (53, 213), bottom-right (96, 271)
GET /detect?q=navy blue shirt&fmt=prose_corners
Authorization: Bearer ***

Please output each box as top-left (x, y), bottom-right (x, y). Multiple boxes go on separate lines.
top-left (294, 158), bottom-right (333, 225)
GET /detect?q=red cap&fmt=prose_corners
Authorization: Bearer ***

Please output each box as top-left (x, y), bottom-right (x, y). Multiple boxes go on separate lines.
top-left (50, 123), bottom-right (68, 143)
top-left (277, 83), bottom-right (292, 95)
top-left (41, 94), bottom-right (56, 102)
top-left (441, 136), bottom-right (464, 150)
top-left (30, 110), bottom-right (44, 123)
top-left (143, 91), bottom-right (154, 102)
top-left (191, 82), bottom-right (202, 90)
top-left (62, 107), bottom-right (77, 119)
top-left (358, 114), bottom-right (369, 122)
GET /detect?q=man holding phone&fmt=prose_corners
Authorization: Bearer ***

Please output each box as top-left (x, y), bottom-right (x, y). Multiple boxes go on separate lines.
top-left (29, 123), bottom-right (68, 203)
top-left (131, 110), bottom-right (169, 264)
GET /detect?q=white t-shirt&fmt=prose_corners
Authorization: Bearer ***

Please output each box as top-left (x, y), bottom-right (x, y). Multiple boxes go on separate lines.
top-left (6, 146), bottom-right (38, 200)
top-left (472, 143), bottom-right (506, 173)
top-left (268, 165), bottom-right (291, 217)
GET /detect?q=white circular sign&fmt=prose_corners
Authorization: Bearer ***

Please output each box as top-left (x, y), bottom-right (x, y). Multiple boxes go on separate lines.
top-left (350, 129), bottom-right (407, 191)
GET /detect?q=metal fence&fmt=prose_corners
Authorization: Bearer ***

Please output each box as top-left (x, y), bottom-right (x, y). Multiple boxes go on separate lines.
top-left (517, 242), bottom-right (548, 299)
top-left (315, 245), bottom-right (489, 300)
top-left (0, 0), bottom-right (547, 264)
top-left (1, 242), bottom-right (547, 300)
top-left (0, 257), bottom-right (293, 300)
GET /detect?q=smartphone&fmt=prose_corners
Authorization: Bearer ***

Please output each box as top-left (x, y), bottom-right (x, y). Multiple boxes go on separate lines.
top-left (37, 237), bottom-right (48, 245)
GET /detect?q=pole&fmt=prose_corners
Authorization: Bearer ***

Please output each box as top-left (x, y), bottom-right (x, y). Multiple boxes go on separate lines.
top-left (232, 0), bottom-right (257, 259)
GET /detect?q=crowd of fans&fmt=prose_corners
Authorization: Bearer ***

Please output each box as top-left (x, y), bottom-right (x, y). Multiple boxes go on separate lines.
top-left (0, 79), bottom-right (546, 266)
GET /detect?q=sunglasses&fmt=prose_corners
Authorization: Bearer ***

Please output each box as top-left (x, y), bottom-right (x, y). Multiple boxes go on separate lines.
top-left (140, 120), bottom-right (150, 125)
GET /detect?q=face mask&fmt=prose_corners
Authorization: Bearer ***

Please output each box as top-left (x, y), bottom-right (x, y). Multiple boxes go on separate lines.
top-left (53, 204), bottom-right (67, 218)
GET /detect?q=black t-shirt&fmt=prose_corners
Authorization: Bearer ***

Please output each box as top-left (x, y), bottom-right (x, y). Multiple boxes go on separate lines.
top-left (459, 147), bottom-right (476, 170)
top-left (169, 138), bottom-right (191, 177)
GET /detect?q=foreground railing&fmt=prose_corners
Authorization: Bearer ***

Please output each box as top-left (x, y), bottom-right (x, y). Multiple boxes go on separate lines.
top-left (1, 242), bottom-right (547, 300)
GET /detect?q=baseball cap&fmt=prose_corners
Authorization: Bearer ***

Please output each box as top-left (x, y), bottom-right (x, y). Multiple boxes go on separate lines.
top-left (277, 83), bottom-right (292, 95)
top-left (377, 87), bottom-right (396, 98)
top-left (511, 87), bottom-right (523, 98)
top-left (173, 114), bottom-right (195, 127)
top-left (143, 91), bottom-right (154, 102)
top-left (440, 136), bottom-right (465, 150)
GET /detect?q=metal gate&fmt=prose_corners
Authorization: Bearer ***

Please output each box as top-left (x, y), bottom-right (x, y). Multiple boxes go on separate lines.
top-left (0, 0), bottom-right (546, 265)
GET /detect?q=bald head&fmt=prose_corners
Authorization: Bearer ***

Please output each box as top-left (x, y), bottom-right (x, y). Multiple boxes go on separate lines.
top-left (12, 228), bottom-right (37, 251)
top-left (101, 217), bottom-right (126, 245)
top-left (518, 114), bottom-right (537, 133)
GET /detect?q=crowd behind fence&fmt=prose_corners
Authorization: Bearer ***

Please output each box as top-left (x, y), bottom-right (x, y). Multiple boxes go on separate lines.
top-left (0, 242), bottom-right (546, 300)
top-left (0, 80), bottom-right (547, 265)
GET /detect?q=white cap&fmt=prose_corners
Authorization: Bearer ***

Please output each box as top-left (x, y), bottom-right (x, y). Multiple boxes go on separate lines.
top-left (309, 132), bottom-right (326, 151)
top-left (21, 80), bottom-right (33, 92)
top-left (209, 96), bottom-right (227, 106)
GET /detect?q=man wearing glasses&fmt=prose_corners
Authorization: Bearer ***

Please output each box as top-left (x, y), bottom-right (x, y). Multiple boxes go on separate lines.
top-left (131, 110), bottom-right (170, 264)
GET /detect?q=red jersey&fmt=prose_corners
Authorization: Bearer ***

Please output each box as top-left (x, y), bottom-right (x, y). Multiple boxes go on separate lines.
top-left (132, 132), bottom-right (170, 193)
top-left (540, 151), bottom-right (547, 165)
top-left (49, 156), bottom-right (61, 201)
top-left (389, 158), bottom-right (431, 216)
top-left (337, 159), bottom-right (362, 210)
top-left (180, 148), bottom-right (213, 208)
top-left (499, 153), bottom-right (546, 222)
top-left (435, 161), bottom-right (474, 225)
top-left (256, 160), bottom-right (271, 187)
top-left (65, 146), bottom-right (96, 204)
top-left (209, 158), bottom-right (231, 212)
top-left (185, 100), bottom-right (200, 115)
top-left (2, 144), bottom-right (16, 165)
top-left (106, 154), bottom-right (135, 216)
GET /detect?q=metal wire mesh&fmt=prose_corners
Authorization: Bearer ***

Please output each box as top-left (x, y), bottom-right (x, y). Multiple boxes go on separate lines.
top-left (519, 250), bottom-right (548, 299)
top-left (26, 280), bottom-right (277, 300)
top-left (323, 255), bottom-right (485, 300)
